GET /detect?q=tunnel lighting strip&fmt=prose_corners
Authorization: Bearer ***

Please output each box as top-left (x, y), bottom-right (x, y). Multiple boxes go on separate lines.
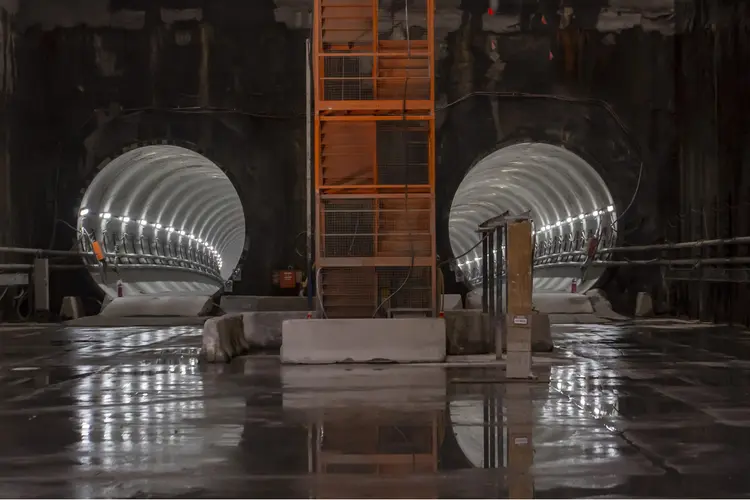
top-left (81, 209), bottom-right (223, 267)
top-left (533, 205), bottom-right (614, 236)
top-left (455, 204), bottom-right (615, 270)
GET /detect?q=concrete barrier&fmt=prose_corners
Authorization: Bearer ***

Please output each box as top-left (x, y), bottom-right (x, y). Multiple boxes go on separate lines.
top-left (100, 294), bottom-right (215, 317)
top-left (443, 294), bottom-right (464, 311)
top-left (635, 291), bottom-right (654, 317)
top-left (202, 311), bottom-right (310, 363)
top-left (281, 318), bottom-right (446, 364)
top-left (220, 295), bottom-right (309, 313)
top-left (444, 310), bottom-right (490, 355)
top-left (445, 310), bottom-right (553, 354)
top-left (496, 313), bottom-right (553, 353)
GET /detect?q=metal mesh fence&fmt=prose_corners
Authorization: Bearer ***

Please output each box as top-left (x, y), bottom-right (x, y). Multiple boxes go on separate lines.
top-left (376, 121), bottom-right (429, 185)
top-left (320, 265), bottom-right (432, 317)
top-left (320, 195), bottom-right (432, 258)
top-left (323, 55), bottom-right (375, 101)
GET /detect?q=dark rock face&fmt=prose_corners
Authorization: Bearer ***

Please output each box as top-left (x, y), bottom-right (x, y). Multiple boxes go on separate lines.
top-left (0, 0), bottom-right (748, 322)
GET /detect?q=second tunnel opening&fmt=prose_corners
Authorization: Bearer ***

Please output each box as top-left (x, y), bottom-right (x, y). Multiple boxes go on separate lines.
top-left (77, 145), bottom-right (246, 296)
top-left (449, 142), bottom-right (617, 293)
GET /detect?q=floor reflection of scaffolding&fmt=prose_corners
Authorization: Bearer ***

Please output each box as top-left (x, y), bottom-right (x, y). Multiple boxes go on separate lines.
top-left (307, 412), bottom-right (443, 498)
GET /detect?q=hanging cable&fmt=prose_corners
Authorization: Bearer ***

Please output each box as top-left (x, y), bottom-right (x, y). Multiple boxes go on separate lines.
top-left (372, 4), bottom-right (415, 318)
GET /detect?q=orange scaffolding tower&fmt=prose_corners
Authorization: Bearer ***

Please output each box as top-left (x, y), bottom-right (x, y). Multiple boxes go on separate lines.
top-left (313, 0), bottom-right (437, 319)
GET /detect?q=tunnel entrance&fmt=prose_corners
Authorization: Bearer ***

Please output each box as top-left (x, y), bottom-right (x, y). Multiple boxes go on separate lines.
top-left (449, 142), bottom-right (617, 292)
top-left (76, 145), bottom-right (246, 296)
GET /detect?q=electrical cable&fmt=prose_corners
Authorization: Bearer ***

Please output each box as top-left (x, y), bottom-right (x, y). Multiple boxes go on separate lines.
top-left (437, 90), bottom-right (646, 225)
top-left (372, 5), bottom-right (416, 318)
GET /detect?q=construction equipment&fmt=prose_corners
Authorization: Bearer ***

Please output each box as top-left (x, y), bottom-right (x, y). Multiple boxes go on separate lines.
top-left (313, 0), bottom-right (437, 319)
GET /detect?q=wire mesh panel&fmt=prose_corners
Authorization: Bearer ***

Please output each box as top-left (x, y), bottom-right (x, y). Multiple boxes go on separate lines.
top-left (320, 266), bottom-right (432, 318)
top-left (375, 266), bottom-right (432, 315)
top-left (320, 198), bottom-right (376, 257)
top-left (323, 55), bottom-right (375, 101)
top-left (320, 267), bottom-right (377, 318)
top-left (377, 196), bottom-right (432, 257)
top-left (376, 121), bottom-right (429, 185)
top-left (319, 194), bottom-right (432, 259)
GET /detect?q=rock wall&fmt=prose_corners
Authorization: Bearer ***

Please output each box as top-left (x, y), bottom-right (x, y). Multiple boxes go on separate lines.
top-left (0, 1), bottom-right (16, 251)
top-left (10, 0), bottom-right (307, 296)
top-left (2, 0), bottom-right (748, 321)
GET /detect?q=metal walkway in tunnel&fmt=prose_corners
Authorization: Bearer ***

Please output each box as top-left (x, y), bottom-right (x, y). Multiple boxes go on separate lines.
top-left (2, 321), bottom-right (750, 497)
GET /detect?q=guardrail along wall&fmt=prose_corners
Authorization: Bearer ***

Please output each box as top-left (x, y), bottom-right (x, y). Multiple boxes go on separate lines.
top-left (314, 0), bottom-right (437, 318)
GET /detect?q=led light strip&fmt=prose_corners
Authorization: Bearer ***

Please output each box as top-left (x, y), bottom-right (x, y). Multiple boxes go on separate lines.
top-left (533, 205), bottom-right (614, 236)
top-left (80, 209), bottom-right (223, 267)
top-left (457, 205), bottom-right (615, 269)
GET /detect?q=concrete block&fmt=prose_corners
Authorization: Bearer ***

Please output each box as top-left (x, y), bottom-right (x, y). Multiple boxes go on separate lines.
top-left (221, 295), bottom-right (308, 313)
top-left (506, 350), bottom-right (532, 379)
top-left (100, 295), bottom-right (214, 317)
top-left (497, 313), bottom-right (553, 353)
top-left (201, 315), bottom-right (245, 363)
top-left (202, 311), bottom-right (312, 363)
top-left (242, 311), bottom-right (309, 349)
top-left (635, 292), bottom-right (654, 317)
top-left (444, 310), bottom-right (491, 355)
top-left (59, 296), bottom-right (84, 320)
top-left (533, 292), bottom-right (594, 314)
top-left (443, 294), bottom-right (464, 311)
top-left (585, 288), bottom-right (628, 321)
top-left (281, 318), bottom-right (446, 364)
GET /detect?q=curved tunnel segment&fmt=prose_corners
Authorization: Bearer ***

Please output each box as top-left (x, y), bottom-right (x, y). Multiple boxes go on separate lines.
top-left (449, 142), bottom-right (617, 293)
top-left (77, 145), bottom-right (246, 296)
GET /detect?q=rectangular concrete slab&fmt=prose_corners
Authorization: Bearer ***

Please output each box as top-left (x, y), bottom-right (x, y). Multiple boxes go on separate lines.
top-left (281, 318), bottom-right (446, 364)
top-left (281, 365), bottom-right (447, 414)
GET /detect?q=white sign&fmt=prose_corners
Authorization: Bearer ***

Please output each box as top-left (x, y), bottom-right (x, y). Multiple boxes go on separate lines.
top-left (512, 315), bottom-right (528, 326)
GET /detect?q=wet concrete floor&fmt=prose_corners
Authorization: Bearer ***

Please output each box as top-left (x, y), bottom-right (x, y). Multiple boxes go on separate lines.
top-left (2, 321), bottom-right (750, 497)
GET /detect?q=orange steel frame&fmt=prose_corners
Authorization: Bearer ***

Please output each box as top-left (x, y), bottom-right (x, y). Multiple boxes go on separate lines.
top-left (313, 0), bottom-right (437, 318)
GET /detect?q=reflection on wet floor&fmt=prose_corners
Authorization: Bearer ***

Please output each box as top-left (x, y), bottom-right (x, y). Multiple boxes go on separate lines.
top-left (2, 322), bottom-right (750, 497)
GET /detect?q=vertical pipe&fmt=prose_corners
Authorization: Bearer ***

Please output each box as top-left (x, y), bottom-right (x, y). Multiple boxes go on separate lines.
top-left (488, 231), bottom-right (495, 320)
top-left (481, 235), bottom-right (489, 314)
top-left (496, 228), bottom-right (503, 316)
top-left (306, 38), bottom-right (314, 308)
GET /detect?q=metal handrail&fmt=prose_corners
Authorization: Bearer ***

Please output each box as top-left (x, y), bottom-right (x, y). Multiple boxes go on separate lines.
top-left (0, 246), bottom-right (221, 280)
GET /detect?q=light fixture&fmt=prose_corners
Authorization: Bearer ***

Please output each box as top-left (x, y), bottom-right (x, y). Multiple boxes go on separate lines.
top-left (167, 227), bottom-right (175, 233)
top-left (121, 216), bottom-right (131, 223)
top-left (590, 212), bottom-right (597, 217)
top-left (101, 212), bottom-right (111, 220)
top-left (155, 223), bottom-right (162, 229)
top-left (566, 217), bottom-right (572, 223)
top-left (189, 234), bottom-right (196, 240)
top-left (579, 214), bottom-right (585, 220)
top-left (180, 230), bottom-right (186, 236)
top-left (139, 219), bottom-right (148, 226)
top-left (555, 221), bottom-right (561, 227)
top-left (79, 208), bottom-right (90, 217)
top-left (198, 239), bottom-right (204, 245)
top-left (607, 205), bottom-right (614, 212)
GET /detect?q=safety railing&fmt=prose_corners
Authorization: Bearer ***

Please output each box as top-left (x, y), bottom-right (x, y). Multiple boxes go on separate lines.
top-left (0, 244), bottom-right (222, 282)
top-left (461, 234), bottom-right (750, 286)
